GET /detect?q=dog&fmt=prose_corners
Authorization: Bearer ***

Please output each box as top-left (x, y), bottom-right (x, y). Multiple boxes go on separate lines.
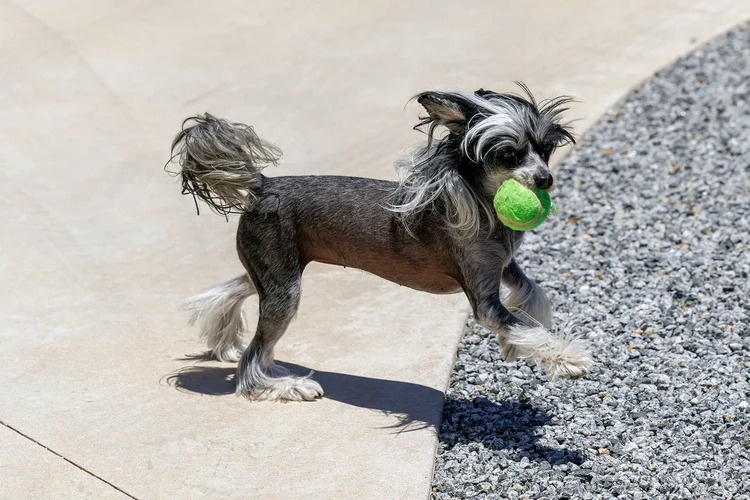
top-left (168, 85), bottom-right (593, 401)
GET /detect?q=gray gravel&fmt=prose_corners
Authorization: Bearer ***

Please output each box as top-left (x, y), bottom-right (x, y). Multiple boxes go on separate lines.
top-left (433, 23), bottom-right (750, 500)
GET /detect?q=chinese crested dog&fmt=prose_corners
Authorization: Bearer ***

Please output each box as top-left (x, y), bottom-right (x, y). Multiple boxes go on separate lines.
top-left (168, 85), bottom-right (593, 401)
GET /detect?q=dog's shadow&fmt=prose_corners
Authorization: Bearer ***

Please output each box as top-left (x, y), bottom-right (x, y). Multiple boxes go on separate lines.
top-left (167, 358), bottom-right (585, 465)
top-left (168, 360), bottom-right (442, 431)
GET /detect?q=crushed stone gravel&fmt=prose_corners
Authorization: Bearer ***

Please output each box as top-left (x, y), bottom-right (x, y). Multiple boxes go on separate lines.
top-left (432, 22), bottom-right (750, 500)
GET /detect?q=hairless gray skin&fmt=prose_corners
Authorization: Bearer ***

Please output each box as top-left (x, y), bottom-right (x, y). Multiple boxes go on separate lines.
top-left (170, 86), bottom-right (593, 401)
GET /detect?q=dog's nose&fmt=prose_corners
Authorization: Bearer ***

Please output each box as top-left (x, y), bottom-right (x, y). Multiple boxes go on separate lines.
top-left (534, 172), bottom-right (553, 190)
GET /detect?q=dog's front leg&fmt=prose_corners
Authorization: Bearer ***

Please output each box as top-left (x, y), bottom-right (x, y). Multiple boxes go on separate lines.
top-left (459, 254), bottom-right (523, 362)
top-left (460, 251), bottom-right (592, 379)
top-left (502, 259), bottom-right (553, 329)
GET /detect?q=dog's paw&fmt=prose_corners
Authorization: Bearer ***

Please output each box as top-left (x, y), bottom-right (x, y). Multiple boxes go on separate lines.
top-left (542, 336), bottom-right (593, 380)
top-left (285, 377), bottom-right (325, 401)
top-left (241, 376), bottom-right (324, 402)
top-left (503, 325), bottom-right (593, 380)
top-left (497, 334), bottom-right (518, 362)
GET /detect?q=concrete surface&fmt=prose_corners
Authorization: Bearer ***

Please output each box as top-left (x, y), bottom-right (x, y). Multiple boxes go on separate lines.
top-left (0, 425), bottom-right (128, 500)
top-left (1, 1), bottom-right (749, 499)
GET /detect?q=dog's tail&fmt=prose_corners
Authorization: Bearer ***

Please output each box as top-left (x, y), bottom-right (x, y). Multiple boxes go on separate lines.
top-left (168, 114), bottom-right (282, 215)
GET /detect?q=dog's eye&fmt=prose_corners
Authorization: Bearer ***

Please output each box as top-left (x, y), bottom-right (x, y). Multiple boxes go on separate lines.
top-left (498, 148), bottom-right (517, 162)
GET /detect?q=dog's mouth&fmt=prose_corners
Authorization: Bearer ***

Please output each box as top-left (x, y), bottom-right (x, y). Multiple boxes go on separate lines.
top-left (520, 183), bottom-right (555, 194)
top-left (487, 173), bottom-right (556, 198)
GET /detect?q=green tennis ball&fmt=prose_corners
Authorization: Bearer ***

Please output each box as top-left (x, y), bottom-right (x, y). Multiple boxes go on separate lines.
top-left (493, 179), bottom-right (555, 231)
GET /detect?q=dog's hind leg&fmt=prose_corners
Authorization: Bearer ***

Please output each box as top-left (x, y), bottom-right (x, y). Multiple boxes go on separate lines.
top-left (185, 274), bottom-right (256, 362)
top-left (234, 215), bottom-right (323, 401)
top-left (235, 271), bottom-right (323, 401)
top-left (502, 259), bottom-right (553, 329)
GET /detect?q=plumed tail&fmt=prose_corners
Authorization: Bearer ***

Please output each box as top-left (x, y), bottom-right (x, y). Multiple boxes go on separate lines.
top-left (168, 113), bottom-right (282, 215)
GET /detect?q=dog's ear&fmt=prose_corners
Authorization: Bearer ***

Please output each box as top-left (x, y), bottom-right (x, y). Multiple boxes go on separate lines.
top-left (474, 88), bottom-right (498, 99)
top-left (416, 92), bottom-right (472, 134)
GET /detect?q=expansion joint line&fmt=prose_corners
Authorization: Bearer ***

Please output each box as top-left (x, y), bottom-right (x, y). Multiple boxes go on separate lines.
top-left (1, 420), bottom-right (139, 499)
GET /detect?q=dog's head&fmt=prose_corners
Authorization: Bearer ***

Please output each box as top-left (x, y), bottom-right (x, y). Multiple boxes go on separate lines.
top-left (414, 85), bottom-right (575, 197)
